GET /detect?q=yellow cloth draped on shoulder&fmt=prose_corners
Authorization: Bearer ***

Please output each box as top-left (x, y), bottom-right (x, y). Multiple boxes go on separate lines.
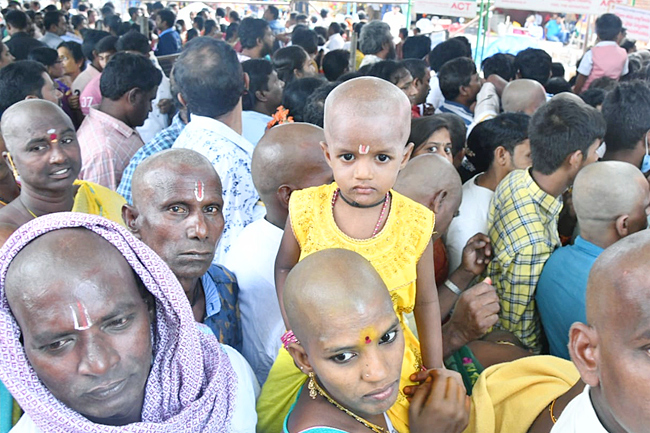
top-left (256, 182), bottom-right (435, 433)
top-left (463, 355), bottom-right (580, 433)
top-left (72, 180), bottom-right (127, 226)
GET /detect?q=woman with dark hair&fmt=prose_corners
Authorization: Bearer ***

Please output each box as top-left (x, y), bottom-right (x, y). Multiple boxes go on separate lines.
top-left (57, 41), bottom-right (85, 84)
top-left (28, 47), bottom-right (83, 128)
top-left (408, 115), bottom-right (454, 163)
top-left (365, 60), bottom-right (418, 105)
top-left (0, 42), bottom-right (14, 69)
top-left (272, 45), bottom-right (317, 85)
top-left (185, 28), bottom-right (199, 44)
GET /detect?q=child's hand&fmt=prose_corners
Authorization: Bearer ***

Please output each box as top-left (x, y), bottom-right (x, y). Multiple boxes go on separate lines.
top-left (68, 94), bottom-right (80, 110)
top-left (460, 233), bottom-right (492, 276)
top-left (407, 369), bottom-right (470, 433)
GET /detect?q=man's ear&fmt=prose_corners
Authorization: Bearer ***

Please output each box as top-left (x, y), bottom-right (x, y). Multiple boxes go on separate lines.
top-left (567, 149), bottom-right (584, 171)
top-left (320, 141), bottom-right (333, 167)
top-left (615, 214), bottom-right (630, 238)
top-left (177, 92), bottom-right (187, 107)
top-left (495, 146), bottom-right (509, 167)
top-left (121, 204), bottom-right (142, 238)
top-left (400, 142), bottom-right (414, 169)
top-left (277, 184), bottom-right (294, 209)
top-left (255, 89), bottom-right (268, 103)
top-left (287, 342), bottom-right (313, 373)
top-left (568, 323), bottom-right (600, 387)
top-left (243, 71), bottom-right (250, 91)
top-left (24, 94), bottom-right (39, 100)
top-left (431, 190), bottom-right (447, 214)
top-left (127, 87), bottom-right (140, 106)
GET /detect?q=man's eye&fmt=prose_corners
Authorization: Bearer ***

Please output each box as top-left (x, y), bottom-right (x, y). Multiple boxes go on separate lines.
top-left (332, 352), bottom-right (355, 363)
top-left (205, 205), bottom-right (221, 214)
top-left (61, 137), bottom-right (75, 145)
top-left (376, 154), bottom-right (390, 162)
top-left (341, 154), bottom-right (354, 162)
top-left (44, 339), bottom-right (70, 353)
top-left (108, 317), bottom-right (130, 329)
top-left (169, 206), bottom-right (185, 213)
top-left (379, 330), bottom-right (398, 344)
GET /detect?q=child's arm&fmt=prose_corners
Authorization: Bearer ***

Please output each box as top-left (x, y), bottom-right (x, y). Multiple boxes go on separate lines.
top-left (275, 213), bottom-right (301, 330)
top-left (573, 74), bottom-right (588, 94)
top-left (414, 239), bottom-right (444, 369)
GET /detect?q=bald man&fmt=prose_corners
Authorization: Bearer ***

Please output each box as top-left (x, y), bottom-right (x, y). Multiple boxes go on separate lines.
top-left (536, 161), bottom-right (650, 360)
top-left (502, 79), bottom-right (547, 115)
top-left (283, 248), bottom-right (469, 433)
top-left (122, 148), bottom-right (242, 350)
top-left (225, 122), bottom-right (332, 384)
top-left (551, 229), bottom-right (650, 432)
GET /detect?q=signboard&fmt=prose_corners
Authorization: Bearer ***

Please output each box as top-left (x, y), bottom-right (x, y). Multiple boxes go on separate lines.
top-left (494, 0), bottom-right (629, 14)
top-left (612, 4), bottom-right (650, 41)
top-left (413, 0), bottom-right (477, 18)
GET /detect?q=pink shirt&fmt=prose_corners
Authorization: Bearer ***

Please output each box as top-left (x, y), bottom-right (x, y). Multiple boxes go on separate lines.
top-left (80, 72), bottom-right (102, 116)
top-left (77, 108), bottom-right (144, 190)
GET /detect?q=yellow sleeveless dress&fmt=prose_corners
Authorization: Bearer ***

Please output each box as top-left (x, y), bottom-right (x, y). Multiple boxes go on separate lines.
top-left (256, 182), bottom-right (435, 433)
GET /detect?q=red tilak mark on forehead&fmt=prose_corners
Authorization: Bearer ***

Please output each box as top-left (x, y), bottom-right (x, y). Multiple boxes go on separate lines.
top-left (359, 145), bottom-right (370, 154)
top-left (194, 180), bottom-right (204, 202)
top-left (365, 336), bottom-right (372, 344)
top-left (76, 300), bottom-right (89, 328)
top-left (50, 133), bottom-right (58, 142)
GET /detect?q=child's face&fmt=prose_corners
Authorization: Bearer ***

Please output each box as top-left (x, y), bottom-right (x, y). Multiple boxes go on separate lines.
top-left (322, 124), bottom-right (413, 206)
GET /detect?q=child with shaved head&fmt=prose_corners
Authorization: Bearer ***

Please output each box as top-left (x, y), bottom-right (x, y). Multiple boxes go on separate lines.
top-left (258, 77), bottom-right (443, 433)
top-left (283, 249), bottom-right (468, 433)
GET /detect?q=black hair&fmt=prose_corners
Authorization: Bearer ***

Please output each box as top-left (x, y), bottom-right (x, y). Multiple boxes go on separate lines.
top-left (595, 13), bottom-right (622, 41)
top-left (291, 26), bottom-right (318, 56)
top-left (266, 5), bottom-right (279, 20)
top-left (437, 113), bottom-right (467, 156)
top-left (401, 58), bottom-right (428, 81)
top-left (193, 16), bottom-right (204, 31)
top-left (328, 22), bottom-right (341, 35)
top-left (313, 26), bottom-right (327, 45)
top-left (551, 62), bottom-right (565, 78)
top-left (466, 112), bottom-right (530, 173)
top-left (296, 13), bottom-right (307, 22)
top-left (43, 10), bottom-right (62, 31)
top-left (303, 82), bottom-right (337, 127)
top-left (589, 76), bottom-right (618, 92)
top-left (409, 115), bottom-right (451, 154)
top-left (402, 35), bottom-right (430, 60)
top-left (152, 1), bottom-right (164, 10)
top-left (78, 3), bottom-right (88, 12)
top-left (621, 38), bottom-right (636, 53)
top-left (186, 28), bottom-right (198, 42)
top-left (116, 29), bottom-right (149, 54)
top-left (58, 40), bottom-right (85, 70)
top-left (82, 30), bottom-right (111, 62)
top-left (157, 8), bottom-right (175, 28)
top-left (100, 51), bottom-right (161, 100)
top-left (320, 8), bottom-right (328, 18)
top-left (43, 5), bottom-right (58, 13)
top-left (95, 34), bottom-right (117, 54)
top-left (482, 53), bottom-right (515, 81)
top-left (173, 38), bottom-right (244, 119)
top-left (239, 17), bottom-right (269, 49)
top-left (229, 10), bottom-right (240, 22)
top-left (241, 58), bottom-right (274, 111)
top-left (427, 36), bottom-right (472, 72)
top-left (105, 14), bottom-right (122, 34)
top-left (0, 60), bottom-right (47, 116)
top-left (216, 7), bottom-right (225, 18)
top-left (545, 77), bottom-right (571, 95)
top-left (322, 49), bottom-right (349, 81)
top-left (27, 46), bottom-right (58, 66)
top-left (272, 45), bottom-right (309, 85)
top-left (365, 60), bottom-right (410, 86)
top-left (128, 7), bottom-right (139, 17)
top-left (5, 10), bottom-right (27, 29)
top-left (202, 19), bottom-right (216, 35)
top-left (602, 81), bottom-right (650, 153)
top-left (579, 88), bottom-right (606, 108)
top-left (100, 4), bottom-right (114, 17)
top-left (282, 76), bottom-right (325, 122)
top-left (514, 48), bottom-right (552, 85)
top-left (399, 27), bottom-right (408, 39)
top-left (438, 57), bottom-right (476, 101)
top-left (70, 14), bottom-right (86, 30)
top-left (529, 97), bottom-right (606, 174)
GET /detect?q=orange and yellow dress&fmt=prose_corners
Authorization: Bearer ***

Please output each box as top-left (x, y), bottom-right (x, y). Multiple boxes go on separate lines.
top-left (256, 182), bottom-right (435, 433)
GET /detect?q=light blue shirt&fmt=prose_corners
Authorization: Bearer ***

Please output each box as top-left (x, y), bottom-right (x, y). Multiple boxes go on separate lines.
top-left (536, 236), bottom-right (604, 359)
top-left (241, 110), bottom-right (272, 146)
top-left (172, 114), bottom-right (262, 264)
top-left (435, 100), bottom-right (474, 126)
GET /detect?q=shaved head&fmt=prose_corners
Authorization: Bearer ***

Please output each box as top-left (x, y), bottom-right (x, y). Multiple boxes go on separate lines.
top-left (502, 79), bottom-right (547, 115)
top-left (1, 99), bottom-right (73, 153)
top-left (131, 149), bottom-right (219, 207)
top-left (574, 161), bottom-right (649, 228)
top-left (323, 76), bottom-right (411, 146)
top-left (284, 249), bottom-right (394, 346)
top-left (394, 154), bottom-right (462, 235)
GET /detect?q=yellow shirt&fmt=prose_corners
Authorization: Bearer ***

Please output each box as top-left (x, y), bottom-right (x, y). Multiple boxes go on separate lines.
top-left (256, 182), bottom-right (434, 433)
top-left (72, 179), bottom-right (127, 226)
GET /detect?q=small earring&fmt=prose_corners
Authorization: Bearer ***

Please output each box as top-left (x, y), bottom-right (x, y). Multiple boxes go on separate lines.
top-left (308, 371), bottom-right (317, 400)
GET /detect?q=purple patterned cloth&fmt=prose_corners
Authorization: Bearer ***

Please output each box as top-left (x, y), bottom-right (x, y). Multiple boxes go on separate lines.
top-left (0, 213), bottom-right (238, 432)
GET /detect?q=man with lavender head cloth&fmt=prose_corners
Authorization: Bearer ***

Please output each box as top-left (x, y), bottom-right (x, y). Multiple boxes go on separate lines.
top-left (0, 213), bottom-right (258, 432)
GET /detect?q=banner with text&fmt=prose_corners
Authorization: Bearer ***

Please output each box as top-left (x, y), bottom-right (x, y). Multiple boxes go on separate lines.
top-left (494, 0), bottom-right (629, 14)
top-left (612, 4), bottom-right (650, 41)
top-left (413, 0), bottom-right (477, 18)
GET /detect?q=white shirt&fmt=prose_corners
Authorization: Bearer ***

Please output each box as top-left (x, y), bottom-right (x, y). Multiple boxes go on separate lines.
top-left (241, 110), bottom-right (272, 146)
top-left (550, 385), bottom-right (608, 433)
top-left (359, 54), bottom-right (382, 68)
top-left (445, 174), bottom-right (494, 272)
top-left (238, 52), bottom-right (251, 63)
top-left (11, 344), bottom-right (260, 433)
top-left (577, 41), bottom-right (629, 77)
top-left (426, 73), bottom-right (445, 110)
top-left (173, 114), bottom-right (263, 264)
top-left (136, 55), bottom-right (172, 144)
top-left (323, 33), bottom-right (345, 51)
top-left (225, 218), bottom-right (284, 385)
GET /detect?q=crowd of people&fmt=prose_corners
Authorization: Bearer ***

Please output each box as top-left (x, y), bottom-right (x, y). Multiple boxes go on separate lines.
top-left (0, 1), bottom-right (648, 432)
